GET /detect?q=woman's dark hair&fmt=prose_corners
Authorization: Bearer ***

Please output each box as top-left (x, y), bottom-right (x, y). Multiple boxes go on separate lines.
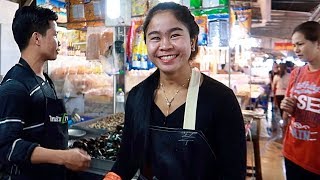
top-left (143, 2), bottom-right (200, 60)
top-left (292, 21), bottom-right (320, 43)
top-left (278, 63), bottom-right (287, 77)
top-left (12, 6), bottom-right (58, 51)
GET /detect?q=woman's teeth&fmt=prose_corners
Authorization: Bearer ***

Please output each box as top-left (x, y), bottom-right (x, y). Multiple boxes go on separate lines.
top-left (160, 55), bottom-right (176, 60)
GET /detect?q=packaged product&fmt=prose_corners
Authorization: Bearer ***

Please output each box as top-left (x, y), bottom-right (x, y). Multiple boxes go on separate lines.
top-left (207, 13), bottom-right (229, 47)
top-left (230, 7), bottom-right (252, 32)
top-left (131, 0), bottom-right (148, 16)
top-left (195, 16), bottom-right (208, 46)
top-left (68, 0), bottom-right (86, 22)
top-left (202, 0), bottom-right (219, 8)
top-left (84, 0), bottom-right (103, 20)
top-left (85, 0), bottom-right (105, 27)
top-left (149, 0), bottom-right (161, 9)
top-left (66, 0), bottom-right (86, 29)
top-left (130, 19), bottom-right (144, 70)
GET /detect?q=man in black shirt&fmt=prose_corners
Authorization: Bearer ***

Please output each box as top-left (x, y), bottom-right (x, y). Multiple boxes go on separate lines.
top-left (0, 6), bottom-right (90, 179)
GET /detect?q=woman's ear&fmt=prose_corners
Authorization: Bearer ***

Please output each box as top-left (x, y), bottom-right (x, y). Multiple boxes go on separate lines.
top-left (191, 37), bottom-right (197, 51)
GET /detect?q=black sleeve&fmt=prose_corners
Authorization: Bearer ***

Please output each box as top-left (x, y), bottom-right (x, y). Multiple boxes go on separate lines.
top-left (215, 88), bottom-right (247, 179)
top-left (110, 90), bottom-right (139, 180)
top-left (0, 80), bottom-right (38, 166)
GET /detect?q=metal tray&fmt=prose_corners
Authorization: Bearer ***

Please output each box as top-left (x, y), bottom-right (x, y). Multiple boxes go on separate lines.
top-left (71, 117), bottom-right (109, 135)
top-left (68, 128), bottom-right (86, 138)
top-left (86, 158), bottom-right (115, 175)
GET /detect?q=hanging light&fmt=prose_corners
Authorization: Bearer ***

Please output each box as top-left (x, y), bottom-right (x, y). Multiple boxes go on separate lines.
top-left (159, 0), bottom-right (180, 3)
top-left (106, 0), bottom-right (120, 19)
top-left (105, 0), bottom-right (131, 27)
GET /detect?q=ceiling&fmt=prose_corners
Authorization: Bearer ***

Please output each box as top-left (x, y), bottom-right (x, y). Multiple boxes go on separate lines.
top-left (272, 0), bottom-right (319, 12)
top-left (250, 10), bottom-right (312, 39)
top-left (249, 0), bottom-right (320, 39)
top-left (8, 0), bottom-right (35, 6)
top-left (6, 0), bottom-right (320, 40)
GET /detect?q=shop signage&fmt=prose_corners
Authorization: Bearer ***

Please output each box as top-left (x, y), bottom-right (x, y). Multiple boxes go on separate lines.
top-left (274, 42), bottom-right (293, 51)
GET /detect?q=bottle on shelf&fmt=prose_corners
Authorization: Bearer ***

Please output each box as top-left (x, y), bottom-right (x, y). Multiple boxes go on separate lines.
top-left (116, 88), bottom-right (125, 113)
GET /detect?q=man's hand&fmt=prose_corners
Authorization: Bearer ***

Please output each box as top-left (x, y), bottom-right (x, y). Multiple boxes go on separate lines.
top-left (62, 148), bottom-right (91, 171)
top-left (31, 146), bottom-right (91, 171)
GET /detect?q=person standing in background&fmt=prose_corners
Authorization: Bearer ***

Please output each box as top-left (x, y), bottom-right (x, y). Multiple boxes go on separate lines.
top-left (104, 2), bottom-right (246, 180)
top-left (269, 62), bottom-right (279, 108)
top-left (280, 21), bottom-right (320, 179)
top-left (0, 6), bottom-right (90, 179)
top-left (272, 63), bottom-right (290, 118)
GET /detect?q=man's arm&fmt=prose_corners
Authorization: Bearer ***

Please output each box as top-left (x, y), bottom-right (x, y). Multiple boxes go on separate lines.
top-left (0, 81), bottom-right (90, 171)
top-left (31, 147), bottom-right (91, 171)
top-left (0, 81), bottom-right (38, 167)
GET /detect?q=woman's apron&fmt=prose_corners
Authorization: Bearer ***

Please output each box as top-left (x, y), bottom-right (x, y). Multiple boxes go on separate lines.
top-left (140, 68), bottom-right (217, 180)
top-left (8, 60), bottom-right (68, 180)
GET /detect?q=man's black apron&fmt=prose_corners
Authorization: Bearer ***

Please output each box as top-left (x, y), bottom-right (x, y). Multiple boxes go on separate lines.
top-left (7, 59), bottom-right (68, 180)
top-left (140, 68), bottom-right (218, 180)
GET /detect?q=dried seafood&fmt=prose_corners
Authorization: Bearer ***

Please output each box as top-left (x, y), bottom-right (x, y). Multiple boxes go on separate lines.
top-left (88, 112), bottom-right (124, 131)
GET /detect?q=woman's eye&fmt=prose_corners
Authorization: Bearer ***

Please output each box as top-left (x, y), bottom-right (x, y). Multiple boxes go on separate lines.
top-left (171, 34), bottom-right (180, 38)
top-left (150, 37), bottom-right (160, 41)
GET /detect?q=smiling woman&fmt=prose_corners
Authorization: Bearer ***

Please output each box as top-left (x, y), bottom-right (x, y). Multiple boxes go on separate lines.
top-left (104, 2), bottom-right (247, 180)
top-left (144, 11), bottom-right (194, 75)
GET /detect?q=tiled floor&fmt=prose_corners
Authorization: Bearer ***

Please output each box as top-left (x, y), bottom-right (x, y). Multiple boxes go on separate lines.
top-left (246, 104), bottom-right (286, 180)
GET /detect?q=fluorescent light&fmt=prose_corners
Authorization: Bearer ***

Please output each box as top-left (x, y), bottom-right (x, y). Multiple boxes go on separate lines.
top-left (106, 0), bottom-right (120, 19)
top-left (159, 0), bottom-right (180, 3)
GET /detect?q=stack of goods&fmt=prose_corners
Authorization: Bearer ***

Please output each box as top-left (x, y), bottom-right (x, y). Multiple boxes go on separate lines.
top-left (49, 57), bottom-right (113, 97)
top-left (88, 113), bottom-right (125, 132)
top-left (67, 0), bottom-right (105, 29)
top-left (49, 56), bottom-right (114, 117)
top-left (131, 0), bottom-right (148, 16)
top-left (86, 27), bottom-right (113, 60)
top-left (127, 18), bottom-right (155, 70)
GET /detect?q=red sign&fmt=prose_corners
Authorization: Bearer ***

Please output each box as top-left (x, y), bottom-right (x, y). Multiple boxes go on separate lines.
top-left (274, 42), bottom-right (293, 50)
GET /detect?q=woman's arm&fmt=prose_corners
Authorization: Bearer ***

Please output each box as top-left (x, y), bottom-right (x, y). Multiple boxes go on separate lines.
top-left (214, 89), bottom-right (247, 179)
top-left (108, 90), bottom-right (140, 180)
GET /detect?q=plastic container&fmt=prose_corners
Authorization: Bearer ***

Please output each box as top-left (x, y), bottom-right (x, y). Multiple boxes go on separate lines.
top-left (116, 88), bottom-right (125, 113)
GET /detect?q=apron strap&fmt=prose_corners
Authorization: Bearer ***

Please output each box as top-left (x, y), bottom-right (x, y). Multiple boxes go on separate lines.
top-left (183, 68), bottom-right (201, 130)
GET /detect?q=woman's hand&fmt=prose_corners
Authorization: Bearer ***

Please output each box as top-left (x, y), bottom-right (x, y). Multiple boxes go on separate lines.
top-left (280, 97), bottom-right (296, 115)
top-left (103, 172), bottom-right (122, 180)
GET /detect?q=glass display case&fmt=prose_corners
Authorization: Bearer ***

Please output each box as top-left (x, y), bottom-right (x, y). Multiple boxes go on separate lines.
top-left (48, 27), bottom-right (116, 118)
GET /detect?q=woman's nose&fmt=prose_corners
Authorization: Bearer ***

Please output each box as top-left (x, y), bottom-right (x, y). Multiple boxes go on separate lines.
top-left (159, 38), bottom-right (173, 50)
